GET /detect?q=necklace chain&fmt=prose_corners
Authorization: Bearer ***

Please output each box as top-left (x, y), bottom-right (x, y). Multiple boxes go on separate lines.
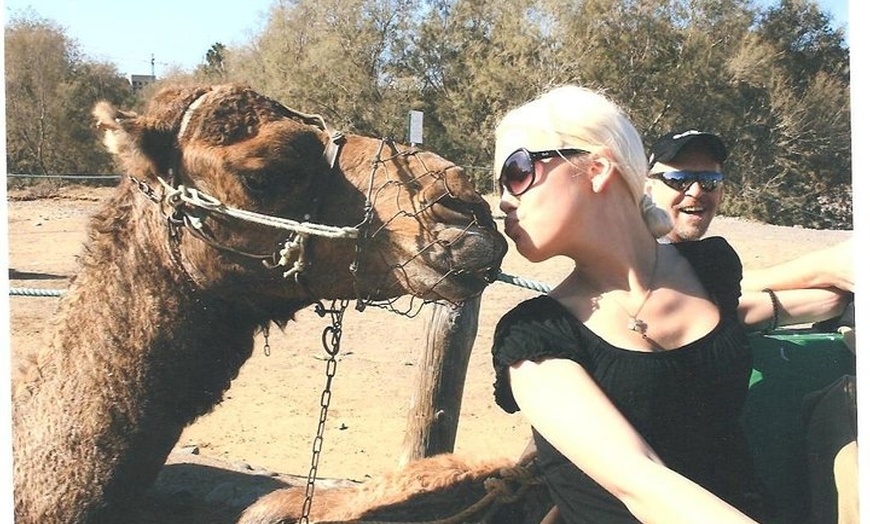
top-left (608, 246), bottom-right (659, 337)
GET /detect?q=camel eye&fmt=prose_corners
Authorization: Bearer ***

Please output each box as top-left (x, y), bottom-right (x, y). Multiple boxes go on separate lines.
top-left (240, 171), bottom-right (274, 193)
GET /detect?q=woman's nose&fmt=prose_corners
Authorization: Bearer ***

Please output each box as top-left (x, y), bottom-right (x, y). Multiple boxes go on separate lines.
top-left (499, 192), bottom-right (517, 213)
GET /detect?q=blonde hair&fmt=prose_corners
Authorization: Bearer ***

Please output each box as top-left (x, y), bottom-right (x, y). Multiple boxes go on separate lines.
top-left (494, 85), bottom-right (671, 238)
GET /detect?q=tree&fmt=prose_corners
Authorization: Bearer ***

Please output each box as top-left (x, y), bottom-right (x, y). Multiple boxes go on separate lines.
top-left (722, 0), bottom-right (851, 228)
top-left (5, 10), bottom-right (137, 176)
top-left (6, 13), bottom-right (77, 175)
top-left (226, 0), bottom-right (421, 139)
top-left (395, 0), bottom-right (558, 189)
top-left (545, 0), bottom-right (755, 136)
top-left (756, 0), bottom-right (849, 88)
top-left (196, 42), bottom-right (228, 81)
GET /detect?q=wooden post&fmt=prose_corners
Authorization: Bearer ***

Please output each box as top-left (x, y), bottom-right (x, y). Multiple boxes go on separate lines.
top-left (398, 295), bottom-right (481, 467)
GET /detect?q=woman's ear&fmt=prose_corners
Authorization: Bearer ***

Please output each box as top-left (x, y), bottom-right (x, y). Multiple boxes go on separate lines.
top-left (589, 155), bottom-right (616, 193)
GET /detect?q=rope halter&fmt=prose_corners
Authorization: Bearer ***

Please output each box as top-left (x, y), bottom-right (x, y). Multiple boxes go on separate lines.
top-left (135, 87), bottom-right (356, 287)
top-left (131, 86), bottom-right (507, 312)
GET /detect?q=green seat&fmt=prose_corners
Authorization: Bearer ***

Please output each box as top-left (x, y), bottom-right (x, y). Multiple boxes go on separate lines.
top-left (743, 330), bottom-right (855, 523)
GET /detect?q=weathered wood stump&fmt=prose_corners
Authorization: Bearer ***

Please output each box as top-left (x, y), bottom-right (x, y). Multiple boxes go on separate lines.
top-left (400, 296), bottom-right (482, 466)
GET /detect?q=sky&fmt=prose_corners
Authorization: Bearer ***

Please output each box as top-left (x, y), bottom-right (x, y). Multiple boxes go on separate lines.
top-left (2, 0), bottom-right (853, 79)
top-left (3, 0), bottom-right (277, 77)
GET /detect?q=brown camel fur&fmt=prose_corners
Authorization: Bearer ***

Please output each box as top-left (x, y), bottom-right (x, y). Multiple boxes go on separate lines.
top-left (237, 453), bottom-right (554, 524)
top-left (11, 84), bottom-right (507, 524)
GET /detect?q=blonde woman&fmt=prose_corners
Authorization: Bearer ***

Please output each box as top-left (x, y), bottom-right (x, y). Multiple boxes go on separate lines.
top-left (491, 85), bottom-right (771, 523)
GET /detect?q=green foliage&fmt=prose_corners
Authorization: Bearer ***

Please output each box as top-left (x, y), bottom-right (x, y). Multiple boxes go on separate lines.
top-left (396, 0), bottom-right (556, 187)
top-left (719, 0), bottom-right (851, 228)
top-left (5, 10), bottom-right (137, 176)
top-left (195, 42), bottom-right (228, 82)
top-left (223, 0), bottom-right (421, 140)
top-left (4, 0), bottom-right (851, 228)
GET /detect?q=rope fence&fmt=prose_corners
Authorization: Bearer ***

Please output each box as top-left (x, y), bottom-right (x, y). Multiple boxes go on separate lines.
top-left (495, 272), bottom-right (552, 293)
top-left (9, 272), bottom-right (552, 298)
top-left (9, 287), bottom-right (66, 297)
top-left (7, 172), bottom-right (555, 298)
top-left (8, 173), bottom-right (121, 180)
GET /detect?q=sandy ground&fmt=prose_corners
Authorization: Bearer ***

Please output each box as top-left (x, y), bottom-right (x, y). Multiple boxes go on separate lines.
top-left (6, 184), bottom-right (852, 522)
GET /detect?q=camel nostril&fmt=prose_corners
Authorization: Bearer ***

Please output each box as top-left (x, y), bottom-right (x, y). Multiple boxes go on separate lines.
top-left (421, 166), bottom-right (498, 228)
top-left (427, 193), bottom-right (498, 232)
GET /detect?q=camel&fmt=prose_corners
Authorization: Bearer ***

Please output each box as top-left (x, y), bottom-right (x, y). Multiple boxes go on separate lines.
top-left (237, 452), bottom-right (552, 524)
top-left (11, 84), bottom-right (507, 524)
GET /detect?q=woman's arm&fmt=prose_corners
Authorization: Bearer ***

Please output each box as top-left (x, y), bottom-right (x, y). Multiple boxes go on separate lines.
top-left (741, 239), bottom-right (853, 293)
top-left (737, 288), bottom-right (849, 331)
top-left (509, 358), bottom-right (759, 524)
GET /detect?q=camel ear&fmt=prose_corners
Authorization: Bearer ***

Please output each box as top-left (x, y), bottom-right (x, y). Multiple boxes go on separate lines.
top-left (93, 100), bottom-right (178, 177)
top-left (92, 101), bottom-right (139, 156)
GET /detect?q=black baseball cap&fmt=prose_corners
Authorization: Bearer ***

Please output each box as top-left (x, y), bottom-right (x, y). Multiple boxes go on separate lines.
top-left (648, 129), bottom-right (728, 168)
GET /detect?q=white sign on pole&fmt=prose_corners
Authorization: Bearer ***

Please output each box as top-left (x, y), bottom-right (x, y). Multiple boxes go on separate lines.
top-left (408, 110), bottom-right (424, 145)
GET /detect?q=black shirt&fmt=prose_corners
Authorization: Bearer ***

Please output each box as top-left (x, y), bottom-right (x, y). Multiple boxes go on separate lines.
top-left (492, 237), bottom-right (768, 523)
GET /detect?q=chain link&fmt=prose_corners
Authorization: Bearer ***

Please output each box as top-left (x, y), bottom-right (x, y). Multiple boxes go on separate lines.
top-left (262, 324), bottom-right (271, 357)
top-left (130, 175), bottom-right (161, 203)
top-left (298, 299), bottom-right (349, 524)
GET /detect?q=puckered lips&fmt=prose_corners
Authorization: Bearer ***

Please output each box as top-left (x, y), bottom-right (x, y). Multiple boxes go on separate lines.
top-left (503, 216), bottom-right (519, 240)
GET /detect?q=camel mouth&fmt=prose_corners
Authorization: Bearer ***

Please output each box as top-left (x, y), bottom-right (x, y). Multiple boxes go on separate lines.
top-left (421, 226), bottom-right (508, 301)
top-left (438, 227), bottom-right (507, 269)
top-left (440, 264), bottom-right (503, 297)
top-left (344, 224), bottom-right (505, 306)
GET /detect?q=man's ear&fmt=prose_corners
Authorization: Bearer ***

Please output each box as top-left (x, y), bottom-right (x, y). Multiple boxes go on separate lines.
top-left (644, 177), bottom-right (655, 195)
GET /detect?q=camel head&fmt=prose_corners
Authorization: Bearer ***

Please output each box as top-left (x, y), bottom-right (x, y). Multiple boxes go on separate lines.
top-left (92, 84), bottom-right (507, 317)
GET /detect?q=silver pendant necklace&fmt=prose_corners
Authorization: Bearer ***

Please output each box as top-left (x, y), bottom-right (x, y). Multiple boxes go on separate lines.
top-left (610, 246), bottom-right (659, 338)
top-left (625, 291), bottom-right (652, 335)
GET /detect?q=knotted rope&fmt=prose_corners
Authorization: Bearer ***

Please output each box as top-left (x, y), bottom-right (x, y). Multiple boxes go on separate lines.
top-left (157, 178), bottom-right (360, 239)
top-left (312, 454), bottom-right (542, 524)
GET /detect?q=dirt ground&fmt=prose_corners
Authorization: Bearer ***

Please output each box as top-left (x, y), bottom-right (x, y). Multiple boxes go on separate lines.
top-left (5, 184), bottom-right (853, 522)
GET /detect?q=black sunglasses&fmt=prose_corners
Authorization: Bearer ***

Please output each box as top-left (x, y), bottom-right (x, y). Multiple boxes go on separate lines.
top-left (649, 170), bottom-right (725, 192)
top-left (499, 148), bottom-right (590, 197)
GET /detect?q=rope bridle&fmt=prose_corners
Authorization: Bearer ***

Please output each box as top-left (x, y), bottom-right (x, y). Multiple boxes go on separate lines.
top-left (132, 88), bottom-right (367, 299)
top-left (151, 175), bottom-right (359, 277)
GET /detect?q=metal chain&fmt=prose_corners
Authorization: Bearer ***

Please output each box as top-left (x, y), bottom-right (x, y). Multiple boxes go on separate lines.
top-left (262, 324), bottom-right (271, 357)
top-left (131, 175), bottom-right (161, 203)
top-left (298, 299), bottom-right (349, 524)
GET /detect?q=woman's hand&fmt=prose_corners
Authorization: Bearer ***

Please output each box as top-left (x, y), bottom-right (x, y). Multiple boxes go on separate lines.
top-left (509, 358), bottom-right (759, 524)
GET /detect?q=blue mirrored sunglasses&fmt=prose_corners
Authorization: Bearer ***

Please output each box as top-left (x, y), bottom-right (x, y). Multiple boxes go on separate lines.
top-left (649, 170), bottom-right (725, 192)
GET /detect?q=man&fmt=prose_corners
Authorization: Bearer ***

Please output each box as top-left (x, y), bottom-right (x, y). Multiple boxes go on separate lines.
top-left (646, 129), bottom-right (728, 244)
top-left (644, 125), bottom-right (853, 334)
top-left (646, 128), bottom-right (856, 524)
top-left (646, 128), bottom-right (852, 296)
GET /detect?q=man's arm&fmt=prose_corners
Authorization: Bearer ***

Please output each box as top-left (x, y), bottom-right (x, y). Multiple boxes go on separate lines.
top-left (741, 239), bottom-right (853, 293)
top-left (738, 288), bottom-right (849, 331)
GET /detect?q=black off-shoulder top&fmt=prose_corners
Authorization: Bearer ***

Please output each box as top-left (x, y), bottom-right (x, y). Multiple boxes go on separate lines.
top-left (491, 237), bottom-right (770, 523)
